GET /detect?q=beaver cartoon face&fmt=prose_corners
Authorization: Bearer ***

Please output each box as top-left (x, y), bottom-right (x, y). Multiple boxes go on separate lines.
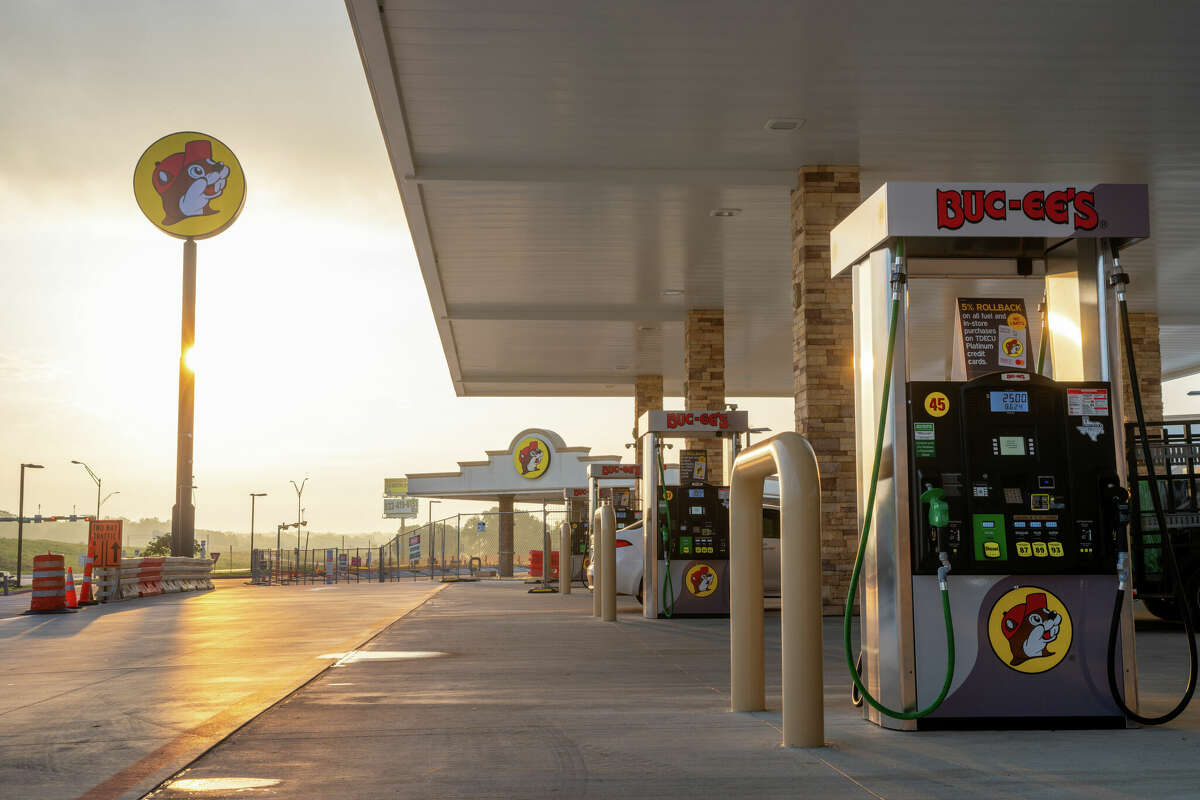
top-left (152, 139), bottom-right (230, 226)
top-left (1001, 592), bottom-right (1061, 665)
top-left (689, 566), bottom-right (714, 595)
top-left (518, 441), bottom-right (545, 475)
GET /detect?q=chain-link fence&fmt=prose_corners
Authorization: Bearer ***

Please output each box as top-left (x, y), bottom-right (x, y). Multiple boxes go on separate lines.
top-left (249, 509), bottom-right (576, 585)
top-left (400, 509), bottom-right (570, 579)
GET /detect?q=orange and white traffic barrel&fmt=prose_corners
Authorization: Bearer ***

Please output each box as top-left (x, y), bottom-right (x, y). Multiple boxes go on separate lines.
top-left (27, 554), bottom-right (70, 614)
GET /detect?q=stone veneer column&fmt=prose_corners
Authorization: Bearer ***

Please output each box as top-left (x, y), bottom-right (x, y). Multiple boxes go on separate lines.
top-left (633, 375), bottom-right (664, 469)
top-left (684, 309), bottom-right (726, 483)
top-left (1119, 312), bottom-right (1164, 423)
top-left (498, 493), bottom-right (515, 577)
top-left (792, 166), bottom-right (860, 614)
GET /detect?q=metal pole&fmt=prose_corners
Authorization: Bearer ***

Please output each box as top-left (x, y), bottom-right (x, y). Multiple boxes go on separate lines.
top-left (729, 432), bottom-right (823, 748)
top-left (96, 476), bottom-right (101, 520)
top-left (456, 513), bottom-right (461, 577)
top-left (171, 238), bottom-right (197, 557)
top-left (542, 501), bottom-right (550, 589)
top-left (559, 521), bottom-right (571, 595)
top-left (17, 467), bottom-right (24, 588)
top-left (440, 522), bottom-right (446, 580)
top-left (595, 502), bottom-right (617, 621)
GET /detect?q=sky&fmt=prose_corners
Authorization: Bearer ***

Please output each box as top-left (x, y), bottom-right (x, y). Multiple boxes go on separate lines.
top-left (0, 0), bottom-right (795, 533)
top-left (2, 1), bottom-right (1196, 535)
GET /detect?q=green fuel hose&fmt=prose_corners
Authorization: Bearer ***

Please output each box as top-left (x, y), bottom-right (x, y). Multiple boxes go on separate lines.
top-left (657, 447), bottom-right (675, 618)
top-left (844, 239), bottom-right (957, 720)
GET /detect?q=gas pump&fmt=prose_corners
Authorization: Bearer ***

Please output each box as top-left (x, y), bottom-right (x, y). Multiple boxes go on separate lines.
top-left (637, 410), bottom-right (749, 618)
top-left (585, 463), bottom-right (640, 597)
top-left (832, 182), bottom-right (1194, 730)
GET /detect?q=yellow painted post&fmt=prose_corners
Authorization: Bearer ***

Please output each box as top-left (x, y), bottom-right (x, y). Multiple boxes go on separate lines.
top-left (729, 432), bottom-right (823, 747)
top-left (593, 502), bottom-right (617, 621)
top-left (560, 522), bottom-right (572, 595)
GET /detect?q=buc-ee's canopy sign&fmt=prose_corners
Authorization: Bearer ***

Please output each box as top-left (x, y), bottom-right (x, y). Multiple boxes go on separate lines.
top-left (831, 182), bottom-right (1149, 277)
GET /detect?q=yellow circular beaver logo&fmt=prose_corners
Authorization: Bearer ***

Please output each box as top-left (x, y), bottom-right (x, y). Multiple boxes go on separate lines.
top-left (134, 131), bottom-right (245, 239)
top-left (684, 563), bottom-right (719, 598)
top-left (988, 586), bottom-right (1072, 674)
top-left (1001, 337), bottom-right (1025, 358)
top-left (513, 436), bottom-right (551, 479)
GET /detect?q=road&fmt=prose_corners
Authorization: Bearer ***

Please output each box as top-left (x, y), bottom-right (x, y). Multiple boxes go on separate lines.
top-left (0, 579), bottom-right (444, 800)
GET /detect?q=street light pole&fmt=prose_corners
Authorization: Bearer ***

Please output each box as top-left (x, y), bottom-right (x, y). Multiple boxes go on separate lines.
top-left (100, 491), bottom-right (120, 511)
top-left (290, 477), bottom-right (308, 551)
top-left (71, 460), bottom-right (101, 519)
top-left (17, 463), bottom-right (44, 587)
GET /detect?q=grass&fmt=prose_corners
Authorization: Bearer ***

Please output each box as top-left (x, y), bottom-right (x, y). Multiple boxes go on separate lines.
top-left (0, 537), bottom-right (89, 579)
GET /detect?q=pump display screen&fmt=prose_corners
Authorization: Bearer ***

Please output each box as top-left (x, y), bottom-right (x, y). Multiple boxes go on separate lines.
top-left (990, 391), bottom-right (1029, 413)
top-left (998, 436), bottom-right (1026, 456)
top-left (689, 505), bottom-right (705, 515)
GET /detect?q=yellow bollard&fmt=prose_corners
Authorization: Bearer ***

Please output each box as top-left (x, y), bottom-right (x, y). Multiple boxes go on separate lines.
top-left (592, 502), bottom-right (617, 621)
top-left (729, 432), bottom-right (823, 748)
top-left (560, 522), bottom-right (572, 595)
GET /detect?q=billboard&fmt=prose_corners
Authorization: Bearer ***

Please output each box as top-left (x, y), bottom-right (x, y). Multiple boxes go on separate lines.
top-left (384, 478), bottom-right (409, 496)
top-left (384, 496), bottom-right (420, 519)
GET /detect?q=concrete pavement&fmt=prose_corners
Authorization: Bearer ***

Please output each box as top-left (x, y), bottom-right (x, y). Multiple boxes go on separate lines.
top-left (149, 581), bottom-right (1200, 799)
top-left (0, 579), bottom-right (445, 800)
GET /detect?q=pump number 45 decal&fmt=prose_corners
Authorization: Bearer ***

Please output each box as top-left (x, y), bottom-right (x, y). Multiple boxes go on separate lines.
top-left (924, 392), bottom-right (950, 418)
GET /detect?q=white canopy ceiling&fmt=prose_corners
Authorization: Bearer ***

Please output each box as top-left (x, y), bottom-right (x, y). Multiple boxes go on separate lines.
top-left (347, 0), bottom-right (1200, 396)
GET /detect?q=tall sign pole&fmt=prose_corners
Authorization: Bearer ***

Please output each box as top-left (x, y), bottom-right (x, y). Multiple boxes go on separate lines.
top-left (134, 132), bottom-right (245, 557)
top-left (173, 238), bottom-right (197, 555)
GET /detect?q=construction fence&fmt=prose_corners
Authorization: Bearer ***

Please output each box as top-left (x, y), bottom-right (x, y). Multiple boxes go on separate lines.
top-left (251, 509), bottom-right (574, 584)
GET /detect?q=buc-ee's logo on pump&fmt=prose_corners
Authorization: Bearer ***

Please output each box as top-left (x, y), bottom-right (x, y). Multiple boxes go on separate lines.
top-left (684, 564), bottom-right (719, 598)
top-left (987, 587), bottom-right (1073, 674)
top-left (936, 188), bottom-right (1098, 231)
top-left (513, 436), bottom-right (551, 479)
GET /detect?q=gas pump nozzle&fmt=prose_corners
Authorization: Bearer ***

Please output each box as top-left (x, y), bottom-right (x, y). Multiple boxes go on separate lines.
top-left (920, 487), bottom-right (952, 589)
top-left (1099, 476), bottom-right (1131, 590)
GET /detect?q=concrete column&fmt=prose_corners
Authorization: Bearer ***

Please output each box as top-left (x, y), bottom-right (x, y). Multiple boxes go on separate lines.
top-left (633, 375), bottom-right (663, 469)
top-left (791, 166), bottom-right (860, 613)
top-left (1119, 312), bottom-right (1164, 423)
top-left (498, 493), bottom-right (515, 577)
top-left (684, 309), bottom-right (726, 482)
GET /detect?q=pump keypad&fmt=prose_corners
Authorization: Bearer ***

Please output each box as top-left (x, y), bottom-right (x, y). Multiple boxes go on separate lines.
top-left (908, 375), bottom-right (1117, 576)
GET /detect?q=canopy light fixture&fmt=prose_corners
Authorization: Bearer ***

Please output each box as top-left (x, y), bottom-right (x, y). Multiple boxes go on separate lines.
top-left (710, 208), bottom-right (741, 217)
top-left (764, 117), bottom-right (805, 131)
top-left (1188, 390), bottom-right (1200, 396)
top-left (661, 289), bottom-right (684, 296)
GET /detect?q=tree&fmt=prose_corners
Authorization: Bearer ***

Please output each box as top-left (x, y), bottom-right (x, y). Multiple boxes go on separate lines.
top-left (142, 532), bottom-right (201, 557)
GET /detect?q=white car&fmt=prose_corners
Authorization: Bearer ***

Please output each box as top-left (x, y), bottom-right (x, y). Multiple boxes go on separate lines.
top-left (588, 507), bottom-right (782, 603)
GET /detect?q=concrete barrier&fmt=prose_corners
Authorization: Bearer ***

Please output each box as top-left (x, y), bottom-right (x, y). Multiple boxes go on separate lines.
top-left (92, 556), bottom-right (214, 602)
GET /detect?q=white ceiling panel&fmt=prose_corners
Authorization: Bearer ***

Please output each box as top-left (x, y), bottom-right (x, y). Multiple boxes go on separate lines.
top-left (347, 0), bottom-right (1200, 396)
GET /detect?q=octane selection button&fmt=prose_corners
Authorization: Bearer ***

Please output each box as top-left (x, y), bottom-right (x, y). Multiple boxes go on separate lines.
top-left (1032, 542), bottom-right (1049, 557)
top-left (1016, 541), bottom-right (1032, 557)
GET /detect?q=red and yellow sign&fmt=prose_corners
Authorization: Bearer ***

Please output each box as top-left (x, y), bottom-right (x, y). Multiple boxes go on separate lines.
top-left (133, 131), bottom-right (245, 239)
top-left (923, 391), bottom-right (950, 418)
top-left (89, 520), bottom-right (123, 568)
top-left (684, 563), bottom-right (719, 598)
top-left (513, 435), bottom-right (551, 479)
top-left (988, 586), bottom-right (1072, 674)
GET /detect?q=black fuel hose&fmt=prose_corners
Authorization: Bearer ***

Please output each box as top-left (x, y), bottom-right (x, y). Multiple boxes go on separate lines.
top-left (1106, 242), bottom-right (1197, 725)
